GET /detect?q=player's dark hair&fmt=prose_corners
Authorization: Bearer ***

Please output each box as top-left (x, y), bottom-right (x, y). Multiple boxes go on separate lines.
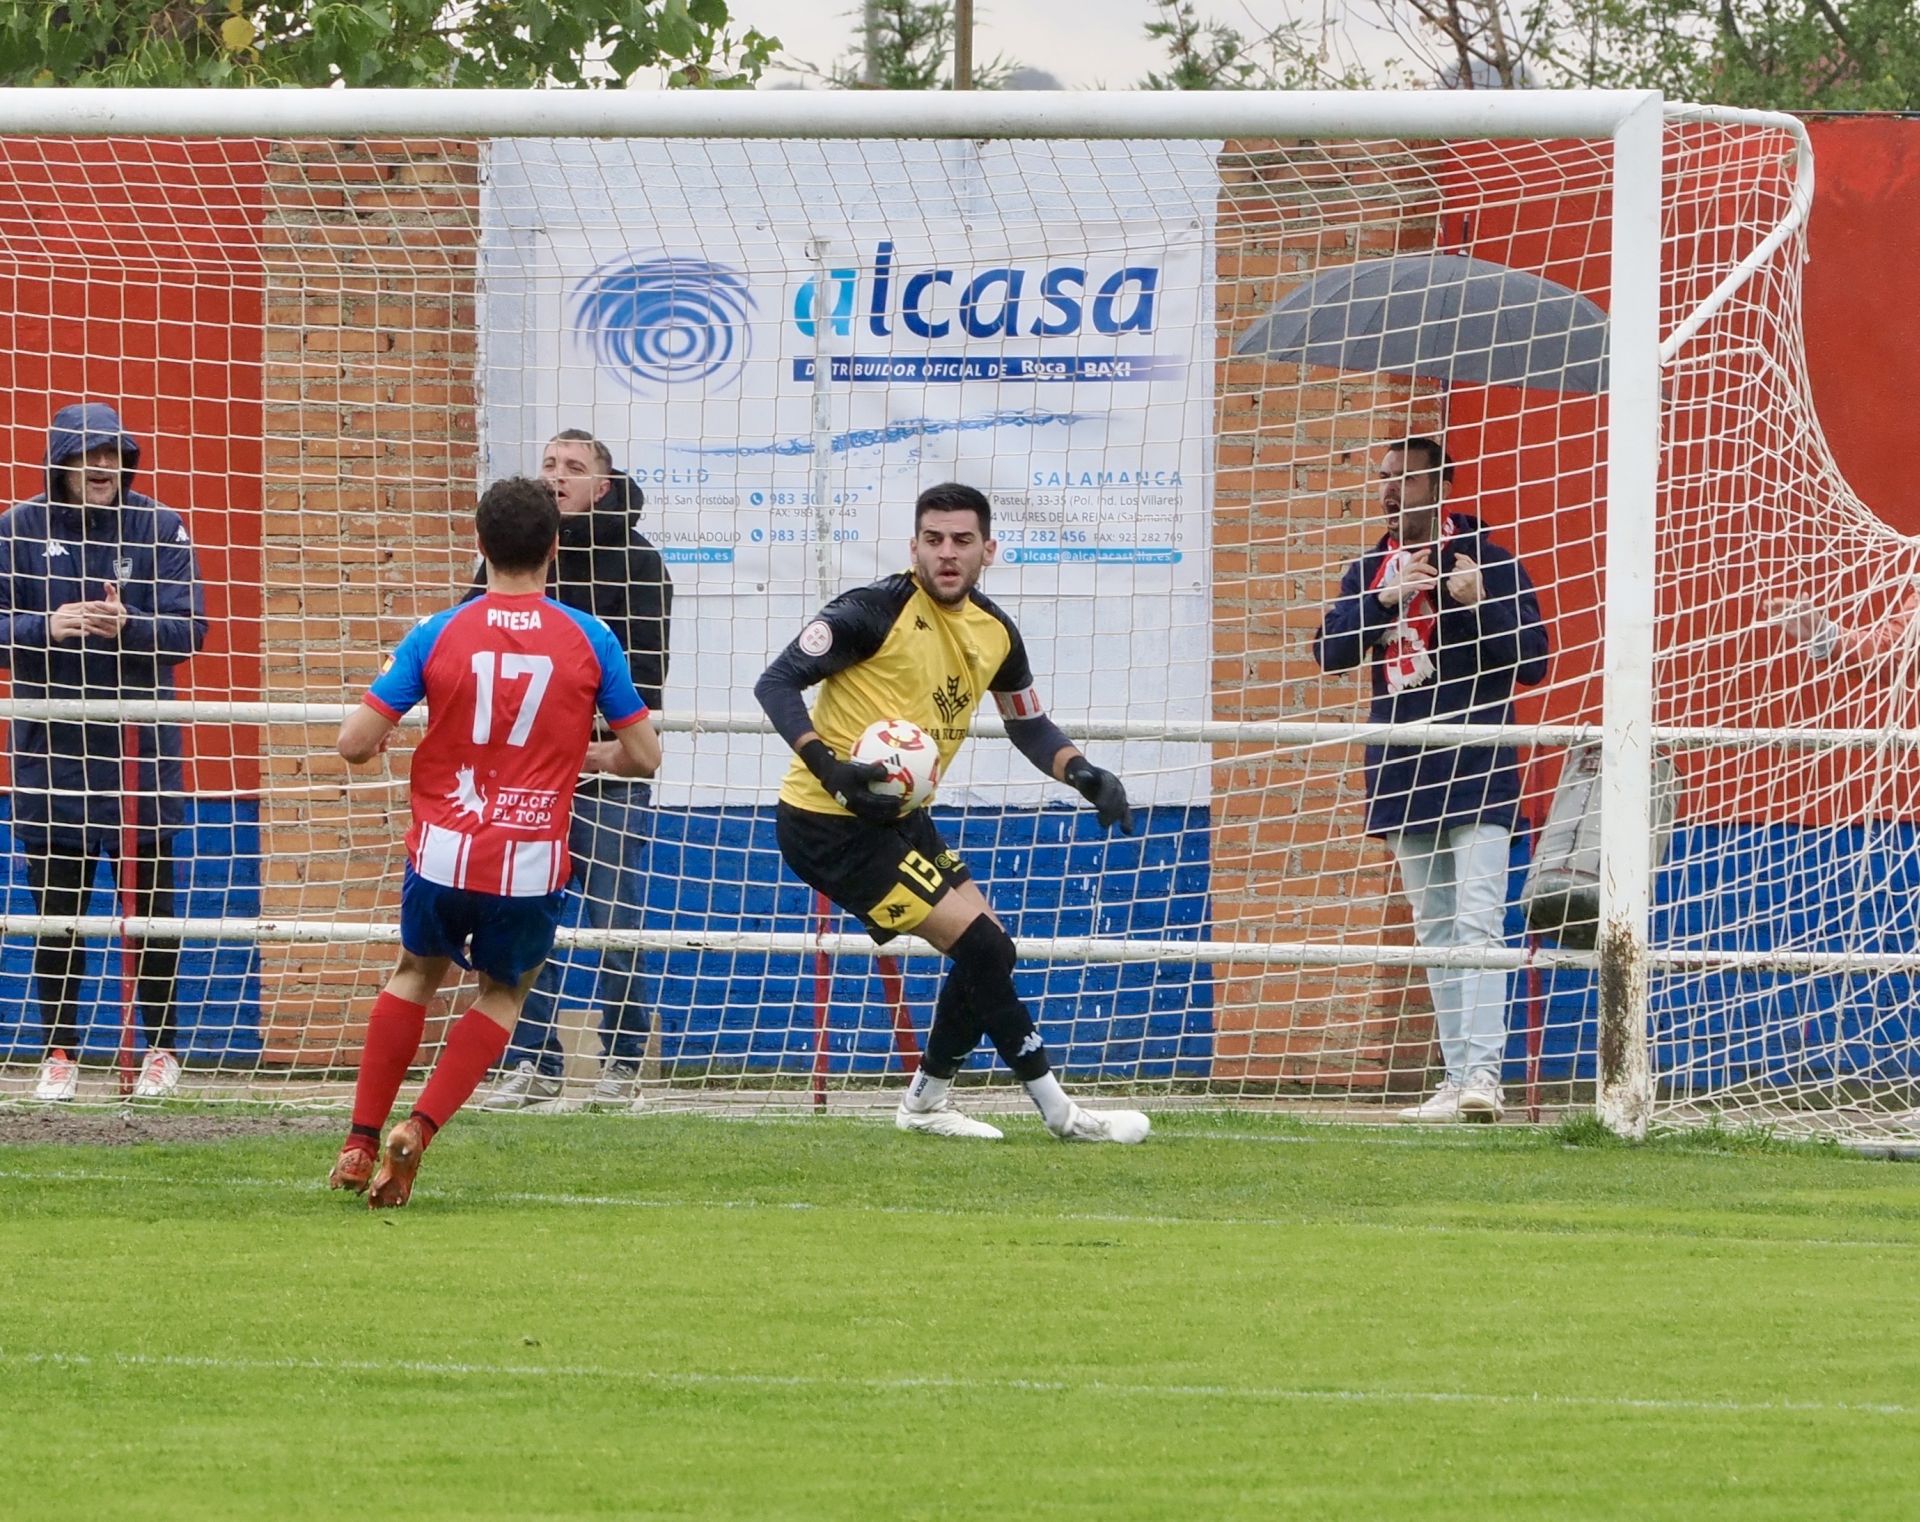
top-left (915, 481), bottom-right (992, 535)
top-left (476, 476), bottom-right (561, 574)
top-left (1396, 435), bottom-right (1455, 485)
top-left (547, 427), bottom-right (613, 478)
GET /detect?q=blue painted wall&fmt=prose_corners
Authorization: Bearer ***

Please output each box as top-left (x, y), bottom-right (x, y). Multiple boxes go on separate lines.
top-left (7, 799), bottom-right (1916, 1094)
top-left (0, 800), bottom-right (1215, 1079)
top-left (0, 798), bottom-right (264, 1060)
top-left (1526, 824), bottom-right (1920, 1090)
top-left (539, 803), bottom-right (1216, 1079)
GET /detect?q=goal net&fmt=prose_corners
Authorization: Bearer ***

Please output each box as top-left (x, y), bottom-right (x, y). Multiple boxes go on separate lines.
top-left (0, 91), bottom-right (1901, 1141)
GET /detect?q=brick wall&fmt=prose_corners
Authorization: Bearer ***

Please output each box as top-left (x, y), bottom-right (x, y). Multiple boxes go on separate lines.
top-left (1208, 141), bottom-right (1446, 1097)
top-left (258, 139), bottom-right (480, 1064)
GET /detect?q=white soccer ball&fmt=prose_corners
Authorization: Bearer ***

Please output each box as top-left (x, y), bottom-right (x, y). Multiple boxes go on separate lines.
top-left (851, 717), bottom-right (943, 811)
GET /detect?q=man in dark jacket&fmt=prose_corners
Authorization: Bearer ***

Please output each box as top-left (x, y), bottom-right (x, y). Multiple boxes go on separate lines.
top-left (0, 402), bottom-right (208, 1102)
top-left (479, 428), bottom-right (673, 1110)
top-left (1313, 437), bottom-right (1548, 1124)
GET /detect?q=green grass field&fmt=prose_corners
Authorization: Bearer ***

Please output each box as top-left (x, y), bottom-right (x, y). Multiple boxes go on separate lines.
top-left (2, 1109), bottom-right (1917, 1520)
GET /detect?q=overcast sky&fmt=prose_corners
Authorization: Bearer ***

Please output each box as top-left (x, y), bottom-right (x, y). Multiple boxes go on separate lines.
top-left (747, 0), bottom-right (1404, 90)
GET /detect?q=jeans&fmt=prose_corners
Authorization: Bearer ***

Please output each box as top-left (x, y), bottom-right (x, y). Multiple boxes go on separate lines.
top-left (1388, 822), bottom-right (1512, 1083)
top-left (506, 782), bottom-right (653, 1077)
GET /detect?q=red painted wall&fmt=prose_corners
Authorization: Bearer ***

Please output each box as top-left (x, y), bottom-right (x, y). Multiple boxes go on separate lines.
top-left (1799, 118), bottom-right (1920, 537)
top-left (0, 137), bottom-right (264, 796)
top-left (1424, 141), bottom-right (1610, 823)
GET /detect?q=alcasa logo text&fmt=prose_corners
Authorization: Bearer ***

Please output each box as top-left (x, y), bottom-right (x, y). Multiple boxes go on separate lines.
top-left (793, 242), bottom-right (1160, 341)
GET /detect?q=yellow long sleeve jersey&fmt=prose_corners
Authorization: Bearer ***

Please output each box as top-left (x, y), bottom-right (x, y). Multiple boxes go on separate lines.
top-left (758, 571), bottom-right (1049, 816)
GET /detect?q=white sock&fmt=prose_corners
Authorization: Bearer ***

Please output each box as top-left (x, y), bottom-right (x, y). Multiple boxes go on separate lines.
top-left (1024, 1073), bottom-right (1075, 1130)
top-left (903, 1070), bottom-right (950, 1113)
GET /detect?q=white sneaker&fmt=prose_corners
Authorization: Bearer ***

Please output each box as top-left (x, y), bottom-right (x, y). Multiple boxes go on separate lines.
top-left (33, 1048), bottom-right (78, 1103)
top-left (895, 1099), bottom-right (1003, 1140)
top-left (589, 1062), bottom-right (643, 1110)
top-left (1049, 1104), bottom-right (1152, 1144)
top-left (1396, 1080), bottom-right (1465, 1122)
top-left (479, 1061), bottom-right (564, 1112)
top-left (132, 1048), bottom-right (181, 1100)
top-left (1458, 1070), bottom-right (1506, 1123)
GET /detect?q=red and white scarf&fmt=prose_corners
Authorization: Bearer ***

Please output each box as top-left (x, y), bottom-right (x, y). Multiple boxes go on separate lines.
top-left (1369, 516), bottom-right (1455, 695)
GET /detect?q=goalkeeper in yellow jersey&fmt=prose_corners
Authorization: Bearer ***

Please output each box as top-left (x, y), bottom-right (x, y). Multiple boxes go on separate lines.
top-left (754, 482), bottom-right (1148, 1143)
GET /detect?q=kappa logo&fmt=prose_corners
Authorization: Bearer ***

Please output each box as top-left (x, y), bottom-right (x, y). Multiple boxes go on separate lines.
top-left (931, 675), bottom-right (972, 726)
top-left (884, 902), bottom-right (909, 923)
top-left (174, 526), bottom-right (190, 544)
top-left (914, 616), bottom-right (931, 632)
top-left (46, 542), bottom-right (67, 559)
top-left (1016, 1032), bottom-right (1044, 1057)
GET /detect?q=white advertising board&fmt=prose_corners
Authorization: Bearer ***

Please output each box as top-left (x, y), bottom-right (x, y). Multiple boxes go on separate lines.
top-left (482, 137), bottom-right (1217, 808)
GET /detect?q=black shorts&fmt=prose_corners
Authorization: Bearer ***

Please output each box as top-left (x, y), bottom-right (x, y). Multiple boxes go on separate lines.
top-left (776, 802), bottom-right (972, 942)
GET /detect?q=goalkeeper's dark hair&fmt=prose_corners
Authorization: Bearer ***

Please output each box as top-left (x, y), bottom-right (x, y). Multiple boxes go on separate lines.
top-left (1397, 435), bottom-right (1455, 485)
top-left (476, 475), bottom-right (561, 574)
top-left (547, 427), bottom-right (613, 478)
top-left (915, 481), bottom-right (992, 535)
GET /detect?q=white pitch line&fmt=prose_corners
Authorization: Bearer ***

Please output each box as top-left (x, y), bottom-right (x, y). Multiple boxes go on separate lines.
top-left (2, 1348), bottom-right (1911, 1420)
top-left (0, 1166), bottom-right (1915, 1253)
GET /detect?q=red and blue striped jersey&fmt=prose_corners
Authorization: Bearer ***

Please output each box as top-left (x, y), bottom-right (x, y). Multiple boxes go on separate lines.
top-left (363, 591), bottom-right (647, 897)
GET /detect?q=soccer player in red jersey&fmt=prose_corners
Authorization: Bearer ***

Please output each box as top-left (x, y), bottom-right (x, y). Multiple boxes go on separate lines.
top-left (326, 477), bottom-right (661, 1207)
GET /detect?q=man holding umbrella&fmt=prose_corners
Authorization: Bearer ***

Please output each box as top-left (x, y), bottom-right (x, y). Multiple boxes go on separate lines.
top-left (1313, 437), bottom-right (1549, 1122)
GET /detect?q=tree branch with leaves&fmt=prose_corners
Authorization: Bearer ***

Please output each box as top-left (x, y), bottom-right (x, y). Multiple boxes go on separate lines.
top-left (1137, 0), bottom-right (1395, 89)
top-left (1138, 0), bottom-right (1920, 106)
top-left (1, 0), bottom-right (779, 88)
top-left (780, 1), bottom-right (1018, 90)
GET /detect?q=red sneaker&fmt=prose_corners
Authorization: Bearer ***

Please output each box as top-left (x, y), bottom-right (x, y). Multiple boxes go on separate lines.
top-left (367, 1118), bottom-right (427, 1210)
top-left (327, 1140), bottom-right (376, 1194)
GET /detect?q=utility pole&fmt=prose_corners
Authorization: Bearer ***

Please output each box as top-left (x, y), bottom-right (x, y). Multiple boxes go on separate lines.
top-left (953, 0), bottom-right (973, 89)
top-left (862, 0), bottom-right (882, 86)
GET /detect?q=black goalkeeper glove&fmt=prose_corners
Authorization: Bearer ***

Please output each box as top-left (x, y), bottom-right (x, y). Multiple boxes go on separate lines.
top-left (799, 739), bottom-right (902, 824)
top-left (1063, 755), bottom-right (1135, 835)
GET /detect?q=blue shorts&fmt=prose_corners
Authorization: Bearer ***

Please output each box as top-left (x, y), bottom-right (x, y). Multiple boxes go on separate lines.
top-left (399, 866), bottom-right (566, 984)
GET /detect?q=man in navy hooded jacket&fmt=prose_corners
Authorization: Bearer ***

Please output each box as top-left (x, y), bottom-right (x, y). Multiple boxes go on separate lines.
top-left (1313, 437), bottom-right (1549, 1124)
top-left (0, 403), bottom-right (208, 1102)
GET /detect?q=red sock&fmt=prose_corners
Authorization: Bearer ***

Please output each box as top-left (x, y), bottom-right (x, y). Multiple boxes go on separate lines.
top-left (348, 991), bottom-right (428, 1137)
top-left (413, 1009), bottom-right (512, 1135)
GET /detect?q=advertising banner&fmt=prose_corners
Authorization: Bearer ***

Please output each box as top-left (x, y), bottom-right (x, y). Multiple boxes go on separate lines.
top-left (483, 137), bottom-right (1217, 807)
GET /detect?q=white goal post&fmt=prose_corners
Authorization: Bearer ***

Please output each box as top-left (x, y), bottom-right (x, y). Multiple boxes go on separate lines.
top-left (1, 87), bottom-right (1886, 1142)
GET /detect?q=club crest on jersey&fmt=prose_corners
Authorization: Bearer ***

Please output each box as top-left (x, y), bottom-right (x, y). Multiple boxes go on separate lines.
top-left (798, 619), bottom-right (833, 656)
top-left (931, 676), bottom-right (972, 726)
top-left (113, 558), bottom-right (133, 582)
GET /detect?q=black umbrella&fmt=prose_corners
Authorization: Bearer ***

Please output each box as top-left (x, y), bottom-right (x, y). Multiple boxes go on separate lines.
top-left (1233, 252), bottom-right (1609, 394)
